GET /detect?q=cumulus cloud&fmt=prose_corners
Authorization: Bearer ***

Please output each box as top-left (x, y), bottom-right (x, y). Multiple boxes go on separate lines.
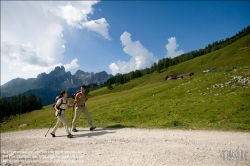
top-left (81, 18), bottom-right (111, 40)
top-left (109, 32), bottom-right (157, 75)
top-left (165, 37), bottom-right (184, 58)
top-left (1, 1), bottom-right (109, 85)
top-left (50, 1), bottom-right (111, 40)
top-left (1, 42), bottom-right (50, 67)
top-left (64, 58), bottom-right (80, 71)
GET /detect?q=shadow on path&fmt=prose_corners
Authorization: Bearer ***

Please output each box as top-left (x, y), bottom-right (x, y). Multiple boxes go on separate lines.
top-left (73, 130), bottom-right (116, 138)
top-left (50, 124), bottom-right (135, 138)
top-left (103, 124), bottom-right (136, 130)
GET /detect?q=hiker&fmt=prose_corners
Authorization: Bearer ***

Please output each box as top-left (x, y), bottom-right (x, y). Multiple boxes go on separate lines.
top-left (51, 90), bottom-right (73, 138)
top-left (72, 85), bottom-right (96, 132)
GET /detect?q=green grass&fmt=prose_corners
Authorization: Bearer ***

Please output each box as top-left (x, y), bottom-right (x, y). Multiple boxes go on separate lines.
top-left (88, 71), bottom-right (250, 131)
top-left (1, 35), bottom-right (250, 132)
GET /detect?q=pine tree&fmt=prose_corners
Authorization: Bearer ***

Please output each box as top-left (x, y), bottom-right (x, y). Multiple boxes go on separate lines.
top-left (120, 75), bottom-right (125, 84)
top-left (37, 97), bottom-right (43, 110)
top-left (107, 81), bottom-right (112, 89)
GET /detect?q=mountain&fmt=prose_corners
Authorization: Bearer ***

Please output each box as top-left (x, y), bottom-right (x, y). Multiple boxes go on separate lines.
top-left (0, 66), bottom-right (113, 105)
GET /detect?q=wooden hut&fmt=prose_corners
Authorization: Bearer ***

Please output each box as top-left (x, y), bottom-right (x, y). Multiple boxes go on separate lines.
top-left (165, 75), bottom-right (178, 81)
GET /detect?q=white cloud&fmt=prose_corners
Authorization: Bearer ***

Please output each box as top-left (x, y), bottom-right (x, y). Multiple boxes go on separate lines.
top-left (109, 31), bottom-right (157, 75)
top-left (81, 18), bottom-right (111, 40)
top-left (1, 42), bottom-right (50, 67)
top-left (165, 37), bottom-right (184, 58)
top-left (50, 1), bottom-right (111, 40)
top-left (1, 2), bottom-right (67, 85)
top-left (1, 1), bottom-right (109, 85)
top-left (64, 58), bottom-right (80, 71)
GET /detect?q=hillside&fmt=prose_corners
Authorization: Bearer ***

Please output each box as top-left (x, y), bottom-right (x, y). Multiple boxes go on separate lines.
top-left (89, 34), bottom-right (250, 97)
top-left (1, 34), bottom-right (250, 132)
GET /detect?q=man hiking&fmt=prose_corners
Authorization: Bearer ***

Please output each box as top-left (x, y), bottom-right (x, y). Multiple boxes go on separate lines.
top-left (72, 85), bottom-right (96, 132)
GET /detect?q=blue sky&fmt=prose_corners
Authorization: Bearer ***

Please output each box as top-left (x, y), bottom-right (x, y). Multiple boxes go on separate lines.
top-left (1, 1), bottom-right (250, 85)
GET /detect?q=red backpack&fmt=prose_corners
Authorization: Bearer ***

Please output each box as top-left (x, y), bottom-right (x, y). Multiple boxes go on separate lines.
top-left (71, 90), bottom-right (81, 100)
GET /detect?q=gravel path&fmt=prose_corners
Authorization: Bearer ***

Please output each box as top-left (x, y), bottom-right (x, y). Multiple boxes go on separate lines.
top-left (1, 128), bottom-right (250, 166)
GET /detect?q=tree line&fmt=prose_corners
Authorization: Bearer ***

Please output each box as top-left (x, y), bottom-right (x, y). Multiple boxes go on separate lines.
top-left (105, 26), bottom-right (250, 88)
top-left (0, 93), bottom-right (43, 120)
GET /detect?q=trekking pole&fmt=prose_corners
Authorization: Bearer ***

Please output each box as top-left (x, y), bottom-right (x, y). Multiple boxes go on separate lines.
top-left (45, 121), bottom-right (54, 137)
top-left (45, 113), bottom-right (59, 137)
top-left (69, 105), bottom-right (74, 132)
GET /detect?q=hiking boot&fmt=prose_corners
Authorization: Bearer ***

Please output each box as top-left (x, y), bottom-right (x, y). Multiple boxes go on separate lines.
top-left (67, 134), bottom-right (73, 138)
top-left (72, 128), bottom-right (78, 132)
top-left (90, 126), bottom-right (96, 131)
top-left (50, 133), bottom-right (55, 137)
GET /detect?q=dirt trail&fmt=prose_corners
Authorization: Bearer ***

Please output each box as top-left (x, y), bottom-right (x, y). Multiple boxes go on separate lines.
top-left (1, 128), bottom-right (250, 166)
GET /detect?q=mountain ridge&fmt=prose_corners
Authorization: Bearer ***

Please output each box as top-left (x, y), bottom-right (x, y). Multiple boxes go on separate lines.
top-left (0, 67), bottom-right (113, 105)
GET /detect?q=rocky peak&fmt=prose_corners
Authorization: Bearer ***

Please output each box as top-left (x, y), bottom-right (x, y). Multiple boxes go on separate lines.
top-left (1, 66), bottom-right (114, 99)
top-left (50, 66), bottom-right (66, 76)
top-left (74, 70), bottom-right (94, 79)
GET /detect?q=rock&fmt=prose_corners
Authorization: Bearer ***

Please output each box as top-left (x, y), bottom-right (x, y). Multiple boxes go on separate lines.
top-left (19, 124), bottom-right (27, 127)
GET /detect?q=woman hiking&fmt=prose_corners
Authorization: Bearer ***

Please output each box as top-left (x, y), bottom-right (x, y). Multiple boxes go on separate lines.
top-left (50, 90), bottom-right (73, 138)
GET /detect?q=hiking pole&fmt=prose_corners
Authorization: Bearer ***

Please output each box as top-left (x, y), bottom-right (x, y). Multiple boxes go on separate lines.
top-left (69, 104), bottom-right (74, 132)
top-left (45, 113), bottom-right (59, 137)
top-left (45, 121), bottom-right (54, 137)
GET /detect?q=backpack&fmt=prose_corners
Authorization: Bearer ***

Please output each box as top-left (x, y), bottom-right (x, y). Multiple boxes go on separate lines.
top-left (52, 95), bottom-right (66, 110)
top-left (52, 95), bottom-right (68, 116)
top-left (71, 90), bottom-right (81, 100)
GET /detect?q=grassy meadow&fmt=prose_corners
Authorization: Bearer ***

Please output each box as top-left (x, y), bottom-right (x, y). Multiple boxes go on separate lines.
top-left (1, 35), bottom-right (250, 132)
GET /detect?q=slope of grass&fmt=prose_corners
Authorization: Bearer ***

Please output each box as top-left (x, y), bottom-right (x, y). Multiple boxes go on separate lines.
top-left (87, 68), bottom-right (250, 131)
top-left (1, 35), bottom-right (250, 132)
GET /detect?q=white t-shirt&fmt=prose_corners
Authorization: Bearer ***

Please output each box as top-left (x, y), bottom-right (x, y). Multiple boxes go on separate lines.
top-left (56, 98), bottom-right (69, 110)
